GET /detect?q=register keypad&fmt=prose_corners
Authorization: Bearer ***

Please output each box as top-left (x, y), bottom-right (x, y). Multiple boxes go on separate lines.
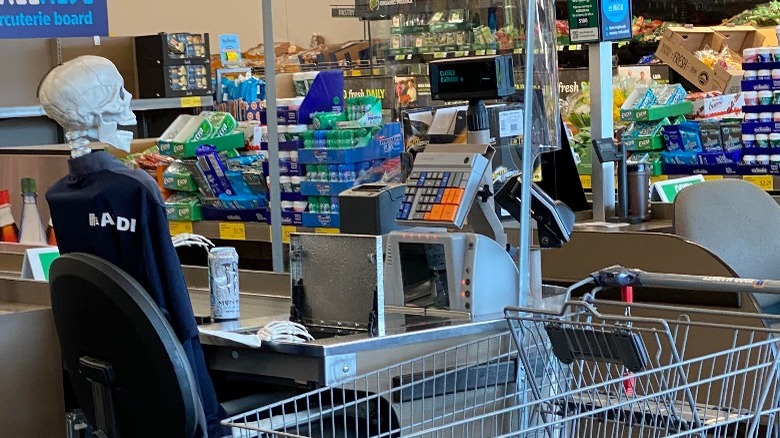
top-left (397, 171), bottom-right (467, 222)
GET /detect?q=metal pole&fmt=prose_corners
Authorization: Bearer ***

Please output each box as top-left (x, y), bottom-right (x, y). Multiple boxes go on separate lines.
top-left (518, 0), bottom-right (538, 305)
top-left (263, 0), bottom-right (284, 273)
top-left (589, 43), bottom-right (616, 221)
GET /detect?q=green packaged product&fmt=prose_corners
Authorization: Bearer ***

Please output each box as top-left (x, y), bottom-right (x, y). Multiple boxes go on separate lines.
top-left (202, 111), bottom-right (238, 138)
top-left (312, 111), bottom-right (346, 130)
top-left (162, 161), bottom-right (198, 192)
top-left (165, 192), bottom-right (202, 221)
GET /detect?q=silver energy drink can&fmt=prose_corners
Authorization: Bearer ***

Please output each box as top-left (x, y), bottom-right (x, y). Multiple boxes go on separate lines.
top-left (209, 247), bottom-right (240, 321)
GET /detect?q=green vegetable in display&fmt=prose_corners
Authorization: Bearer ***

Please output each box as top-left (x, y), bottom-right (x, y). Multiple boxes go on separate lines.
top-left (731, 1), bottom-right (780, 26)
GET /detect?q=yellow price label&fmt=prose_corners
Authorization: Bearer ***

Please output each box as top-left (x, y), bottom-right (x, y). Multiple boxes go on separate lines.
top-left (281, 225), bottom-right (297, 244)
top-left (180, 96), bottom-right (203, 108)
top-left (580, 175), bottom-right (592, 189)
top-left (744, 175), bottom-right (774, 191)
top-left (372, 68), bottom-right (381, 76)
top-left (650, 175), bottom-right (669, 184)
top-left (169, 221), bottom-right (193, 235)
top-left (219, 222), bottom-right (246, 240)
top-left (315, 227), bottom-right (340, 235)
top-left (351, 70), bottom-right (362, 77)
top-left (226, 51), bottom-right (240, 61)
top-left (434, 52), bottom-right (447, 59)
top-left (703, 175), bottom-right (724, 181)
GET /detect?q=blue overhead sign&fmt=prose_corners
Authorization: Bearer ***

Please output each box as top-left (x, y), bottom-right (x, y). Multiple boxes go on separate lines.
top-left (0, 0), bottom-right (108, 39)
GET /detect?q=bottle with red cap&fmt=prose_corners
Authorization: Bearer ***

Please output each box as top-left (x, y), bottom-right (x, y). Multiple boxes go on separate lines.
top-left (0, 190), bottom-right (20, 243)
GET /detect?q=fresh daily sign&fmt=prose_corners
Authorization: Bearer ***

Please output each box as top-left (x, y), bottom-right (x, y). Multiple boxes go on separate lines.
top-left (0, 0), bottom-right (108, 39)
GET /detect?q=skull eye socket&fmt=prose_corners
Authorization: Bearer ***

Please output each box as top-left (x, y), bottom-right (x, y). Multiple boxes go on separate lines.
top-left (119, 88), bottom-right (126, 100)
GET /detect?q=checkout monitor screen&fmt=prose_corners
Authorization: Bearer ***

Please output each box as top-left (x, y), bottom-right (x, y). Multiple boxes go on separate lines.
top-left (398, 243), bottom-right (450, 309)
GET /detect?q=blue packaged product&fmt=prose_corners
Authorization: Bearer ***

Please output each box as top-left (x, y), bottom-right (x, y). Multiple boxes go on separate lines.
top-left (679, 122), bottom-right (703, 152)
top-left (338, 163), bottom-right (356, 182)
top-left (661, 151), bottom-right (698, 165)
top-left (661, 126), bottom-right (683, 152)
top-left (314, 130), bottom-right (327, 149)
top-left (328, 164), bottom-right (340, 182)
top-left (330, 197), bottom-right (340, 214)
top-left (356, 161), bottom-right (372, 178)
top-left (195, 145), bottom-right (235, 196)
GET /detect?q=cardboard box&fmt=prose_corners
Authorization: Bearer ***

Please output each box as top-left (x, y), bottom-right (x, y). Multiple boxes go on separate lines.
top-left (710, 25), bottom-right (766, 56)
top-left (655, 27), bottom-right (743, 93)
top-left (329, 41), bottom-right (370, 63)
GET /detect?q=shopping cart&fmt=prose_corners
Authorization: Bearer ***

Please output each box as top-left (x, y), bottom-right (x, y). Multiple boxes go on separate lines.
top-left (224, 267), bottom-right (780, 438)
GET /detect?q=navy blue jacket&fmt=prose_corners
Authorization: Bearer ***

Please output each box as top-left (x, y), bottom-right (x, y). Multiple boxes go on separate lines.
top-left (46, 151), bottom-right (225, 438)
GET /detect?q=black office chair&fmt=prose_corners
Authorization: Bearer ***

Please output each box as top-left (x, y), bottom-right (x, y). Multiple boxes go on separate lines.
top-left (49, 253), bottom-right (206, 437)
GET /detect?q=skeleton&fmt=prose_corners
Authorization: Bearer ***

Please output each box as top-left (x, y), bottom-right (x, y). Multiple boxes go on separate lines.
top-left (39, 56), bottom-right (312, 342)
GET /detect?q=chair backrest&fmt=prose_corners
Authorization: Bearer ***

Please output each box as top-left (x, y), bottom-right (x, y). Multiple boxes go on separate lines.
top-left (674, 179), bottom-right (780, 310)
top-left (49, 253), bottom-right (202, 437)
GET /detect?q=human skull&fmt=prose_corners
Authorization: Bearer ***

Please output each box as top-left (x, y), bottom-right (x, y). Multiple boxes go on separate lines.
top-left (39, 55), bottom-right (136, 152)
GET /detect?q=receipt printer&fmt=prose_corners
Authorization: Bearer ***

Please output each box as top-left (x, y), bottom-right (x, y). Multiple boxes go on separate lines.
top-left (340, 183), bottom-right (406, 235)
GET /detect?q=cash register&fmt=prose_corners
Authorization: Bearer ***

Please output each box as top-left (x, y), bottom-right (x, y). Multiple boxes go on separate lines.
top-left (384, 55), bottom-right (575, 318)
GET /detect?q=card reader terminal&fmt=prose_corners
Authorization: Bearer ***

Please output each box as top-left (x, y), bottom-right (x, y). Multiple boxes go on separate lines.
top-left (396, 150), bottom-right (490, 228)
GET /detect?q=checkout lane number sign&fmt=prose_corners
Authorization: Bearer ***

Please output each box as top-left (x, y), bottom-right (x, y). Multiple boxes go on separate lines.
top-left (0, 0), bottom-right (108, 39)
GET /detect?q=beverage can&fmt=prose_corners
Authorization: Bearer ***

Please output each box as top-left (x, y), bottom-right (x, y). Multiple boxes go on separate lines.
top-left (209, 247), bottom-right (240, 321)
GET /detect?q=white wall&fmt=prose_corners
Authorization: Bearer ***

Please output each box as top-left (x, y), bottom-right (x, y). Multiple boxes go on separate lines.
top-left (107, 0), bottom-right (366, 51)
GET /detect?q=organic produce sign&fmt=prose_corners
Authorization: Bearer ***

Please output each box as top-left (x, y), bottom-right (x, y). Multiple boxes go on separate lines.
top-left (0, 0), bottom-right (108, 39)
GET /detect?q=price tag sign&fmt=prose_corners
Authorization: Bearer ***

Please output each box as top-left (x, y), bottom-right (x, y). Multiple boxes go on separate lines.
top-left (180, 96), bottom-right (203, 108)
top-left (651, 175), bottom-right (705, 203)
top-left (169, 221), bottom-right (193, 235)
top-left (650, 175), bottom-right (669, 184)
top-left (434, 52), bottom-right (447, 59)
top-left (703, 175), bottom-right (724, 181)
top-left (219, 222), bottom-right (246, 240)
top-left (281, 226), bottom-right (297, 244)
top-left (351, 70), bottom-right (362, 77)
top-left (744, 175), bottom-right (774, 191)
top-left (315, 228), bottom-right (340, 235)
top-left (568, 0), bottom-right (599, 43)
top-left (580, 174), bottom-right (592, 189)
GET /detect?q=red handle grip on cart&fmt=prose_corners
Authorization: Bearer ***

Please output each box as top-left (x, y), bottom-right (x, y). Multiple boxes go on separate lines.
top-left (621, 286), bottom-right (634, 304)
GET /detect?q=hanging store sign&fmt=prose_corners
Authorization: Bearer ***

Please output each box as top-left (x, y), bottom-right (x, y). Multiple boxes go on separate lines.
top-left (600, 0), bottom-right (632, 41)
top-left (354, 0), bottom-right (425, 19)
top-left (332, 7), bottom-right (357, 18)
top-left (0, 0), bottom-right (108, 39)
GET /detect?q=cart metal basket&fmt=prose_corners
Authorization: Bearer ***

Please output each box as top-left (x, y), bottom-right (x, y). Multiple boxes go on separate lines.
top-left (224, 267), bottom-right (780, 438)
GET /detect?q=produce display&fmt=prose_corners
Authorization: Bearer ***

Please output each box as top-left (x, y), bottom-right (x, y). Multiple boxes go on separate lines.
top-left (730, 1), bottom-right (780, 27)
top-left (631, 16), bottom-right (669, 43)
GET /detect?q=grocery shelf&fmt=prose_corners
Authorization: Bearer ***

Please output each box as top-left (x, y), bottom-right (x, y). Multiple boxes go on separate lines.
top-left (579, 173), bottom-right (780, 192)
top-left (0, 96), bottom-right (214, 120)
top-left (175, 220), bottom-right (337, 244)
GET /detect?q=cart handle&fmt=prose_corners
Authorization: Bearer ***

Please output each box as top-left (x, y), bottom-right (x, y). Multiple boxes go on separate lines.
top-left (591, 266), bottom-right (780, 296)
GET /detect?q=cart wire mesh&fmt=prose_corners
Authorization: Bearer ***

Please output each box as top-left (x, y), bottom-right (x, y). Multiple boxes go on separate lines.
top-left (224, 297), bottom-right (780, 438)
top-left (223, 330), bottom-right (534, 438)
